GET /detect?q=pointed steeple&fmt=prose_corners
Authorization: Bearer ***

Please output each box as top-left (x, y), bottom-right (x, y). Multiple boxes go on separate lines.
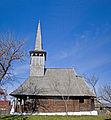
top-left (30, 20), bottom-right (46, 76)
top-left (35, 20), bottom-right (42, 51)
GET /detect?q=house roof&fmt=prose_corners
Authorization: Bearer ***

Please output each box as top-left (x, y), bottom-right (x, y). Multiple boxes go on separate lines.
top-left (0, 101), bottom-right (10, 108)
top-left (10, 68), bottom-right (95, 97)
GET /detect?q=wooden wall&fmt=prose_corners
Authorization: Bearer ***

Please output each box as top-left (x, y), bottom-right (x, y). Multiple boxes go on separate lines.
top-left (19, 97), bottom-right (94, 113)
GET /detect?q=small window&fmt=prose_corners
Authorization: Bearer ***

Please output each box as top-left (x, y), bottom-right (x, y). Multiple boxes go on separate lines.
top-left (40, 54), bottom-right (43, 56)
top-left (100, 106), bottom-right (103, 110)
top-left (79, 99), bottom-right (84, 103)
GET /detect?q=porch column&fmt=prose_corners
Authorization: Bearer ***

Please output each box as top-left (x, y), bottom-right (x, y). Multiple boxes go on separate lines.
top-left (15, 98), bottom-right (18, 112)
top-left (19, 98), bottom-right (22, 112)
top-left (23, 98), bottom-right (26, 112)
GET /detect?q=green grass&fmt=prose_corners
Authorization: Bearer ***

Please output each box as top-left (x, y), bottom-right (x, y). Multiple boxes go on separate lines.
top-left (0, 115), bottom-right (111, 120)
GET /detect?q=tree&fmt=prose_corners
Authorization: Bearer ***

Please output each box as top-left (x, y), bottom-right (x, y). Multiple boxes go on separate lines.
top-left (99, 84), bottom-right (111, 104)
top-left (84, 73), bottom-right (99, 96)
top-left (50, 70), bottom-right (72, 115)
top-left (84, 73), bottom-right (111, 104)
top-left (13, 82), bottom-right (47, 113)
top-left (0, 32), bottom-right (27, 85)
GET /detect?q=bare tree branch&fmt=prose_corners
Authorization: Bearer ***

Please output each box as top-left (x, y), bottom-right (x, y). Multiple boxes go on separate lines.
top-left (0, 32), bottom-right (27, 85)
top-left (84, 73), bottom-right (99, 96)
top-left (99, 84), bottom-right (111, 104)
top-left (50, 70), bottom-right (72, 115)
top-left (84, 73), bottom-right (111, 104)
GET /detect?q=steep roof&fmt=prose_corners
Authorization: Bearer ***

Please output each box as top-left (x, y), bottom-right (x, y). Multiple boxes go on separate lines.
top-left (35, 20), bottom-right (42, 51)
top-left (10, 68), bottom-right (95, 97)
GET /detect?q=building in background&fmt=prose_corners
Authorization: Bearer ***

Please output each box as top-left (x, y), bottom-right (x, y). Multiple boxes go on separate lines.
top-left (0, 89), bottom-right (11, 115)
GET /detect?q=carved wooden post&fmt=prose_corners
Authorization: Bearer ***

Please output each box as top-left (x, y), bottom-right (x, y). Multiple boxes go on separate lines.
top-left (22, 98), bottom-right (24, 113)
top-left (20, 98), bottom-right (22, 113)
top-left (15, 98), bottom-right (18, 112)
top-left (24, 98), bottom-right (26, 112)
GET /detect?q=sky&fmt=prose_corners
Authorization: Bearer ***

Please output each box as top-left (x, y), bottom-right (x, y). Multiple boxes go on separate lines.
top-left (0, 0), bottom-right (111, 98)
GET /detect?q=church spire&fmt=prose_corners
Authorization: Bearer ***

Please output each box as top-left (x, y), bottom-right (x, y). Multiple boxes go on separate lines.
top-left (30, 20), bottom-right (46, 76)
top-left (35, 20), bottom-right (42, 51)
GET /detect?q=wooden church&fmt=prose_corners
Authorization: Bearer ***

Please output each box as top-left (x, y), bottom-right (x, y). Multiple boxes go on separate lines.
top-left (10, 21), bottom-right (97, 115)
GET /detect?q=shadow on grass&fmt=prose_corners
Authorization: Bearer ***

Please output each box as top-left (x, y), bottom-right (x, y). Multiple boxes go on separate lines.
top-left (1, 115), bottom-right (28, 120)
top-left (105, 119), bottom-right (111, 120)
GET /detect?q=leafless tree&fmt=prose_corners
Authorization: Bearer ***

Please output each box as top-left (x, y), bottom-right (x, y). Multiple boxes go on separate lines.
top-left (84, 73), bottom-right (111, 104)
top-left (0, 32), bottom-right (27, 85)
top-left (50, 70), bottom-right (72, 115)
top-left (84, 73), bottom-right (99, 96)
top-left (14, 81), bottom-right (48, 113)
top-left (27, 82), bottom-right (48, 112)
top-left (99, 84), bottom-right (111, 104)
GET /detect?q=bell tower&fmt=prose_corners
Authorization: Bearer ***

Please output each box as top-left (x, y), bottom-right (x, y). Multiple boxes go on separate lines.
top-left (30, 20), bottom-right (46, 76)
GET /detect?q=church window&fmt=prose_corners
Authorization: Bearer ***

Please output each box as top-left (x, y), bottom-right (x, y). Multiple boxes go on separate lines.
top-left (79, 98), bottom-right (84, 103)
top-left (40, 54), bottom-right (43, 56)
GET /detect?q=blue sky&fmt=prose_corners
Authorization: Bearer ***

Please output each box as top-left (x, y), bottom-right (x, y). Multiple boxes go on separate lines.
top-left (0, 0), bottom-right (111, 97)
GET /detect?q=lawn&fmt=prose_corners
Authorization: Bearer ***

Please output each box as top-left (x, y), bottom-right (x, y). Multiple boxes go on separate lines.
top-left (0, 115), bottom-right (111, 120)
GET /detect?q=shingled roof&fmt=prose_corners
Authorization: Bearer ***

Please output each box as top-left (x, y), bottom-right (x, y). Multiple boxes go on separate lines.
top-left (10, 68), bottom-right (95, 97)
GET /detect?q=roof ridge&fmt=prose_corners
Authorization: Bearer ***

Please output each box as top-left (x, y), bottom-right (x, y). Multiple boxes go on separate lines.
top-left (46, 68), bottom-right (73, 69)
